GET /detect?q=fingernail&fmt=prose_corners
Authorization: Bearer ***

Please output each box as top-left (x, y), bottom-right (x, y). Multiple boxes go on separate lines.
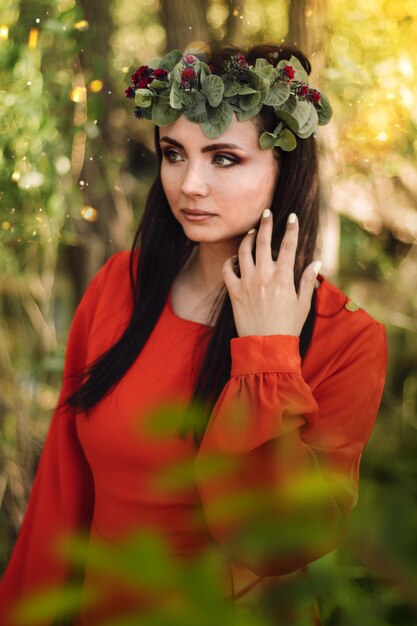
top-left (247, 228), bottom-right (256, 234)
top-left (313, 260), bottom-right (322, 275)
top-left (262, 208), bottom-right (271, 219)
top-left (288, 213), bottom-right (297, 224)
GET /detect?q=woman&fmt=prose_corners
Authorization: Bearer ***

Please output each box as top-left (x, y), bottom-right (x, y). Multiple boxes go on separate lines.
top-left (0, 43), bottom-right (388, 626)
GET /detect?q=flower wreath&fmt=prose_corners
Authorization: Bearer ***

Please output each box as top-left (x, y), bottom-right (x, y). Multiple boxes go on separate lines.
top-left (125, 50), bottom-right (333, 151)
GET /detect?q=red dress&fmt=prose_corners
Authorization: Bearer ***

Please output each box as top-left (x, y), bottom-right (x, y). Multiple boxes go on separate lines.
top-left (0, 250), bottom-right (388, 626)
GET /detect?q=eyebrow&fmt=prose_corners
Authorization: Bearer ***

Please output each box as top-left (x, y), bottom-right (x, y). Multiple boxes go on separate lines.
top-left (159, 136), bottom-right (246, 153)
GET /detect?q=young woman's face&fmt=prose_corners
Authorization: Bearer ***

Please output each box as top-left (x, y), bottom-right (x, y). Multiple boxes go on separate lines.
top-left (160, 114), bottom-right (280, 244)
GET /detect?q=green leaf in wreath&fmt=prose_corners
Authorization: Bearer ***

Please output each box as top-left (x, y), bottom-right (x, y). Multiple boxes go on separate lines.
top-left (237, 85), bottom-right (259, 95)
top-left (169, 83), bottom-right (185, 109)
top-left (247, 70), bottom-right (270, 100)
top-left (254, 58), bottom-right (274, 78)
top-left (277, 93), bottom-right (297, 114)
top-left (157, 50), bottom-right (183, 71)
top-left (184, 94), bottom-right (208, 123)
top-left (273, 110), bottom-right (298, 132)
top-left (259, 132), bottom-right (278, 150)
top-left (292, 99), bottom-right (312, 129)
top-left (171, 63), bottom-right (183, 84)
top-left (199, 61), bottom-right (212, 76)
top-left (277, 128), bottom-right (297, 151)
top-left (206, 101), bottom-right (230, 124)
top-left (254, 58), bottom-right (269, 71)
top-left (224, 81), bottom-right (240, 97)
top-left (268, 67), bottom-right (283, 85)
top-left (239, 91), bottom-right (261, 111)
top-left (263, 81), bottom-right (290, 107)
top-left (274, 99), bottom-right (311, 132)
top-left (201, 74), bottom-right (224, 107)
top-left (148, 79), bottom-right (168, 91)
top-left (152, 97), bottom-right (182, 125)
top-left (134, 89), bottom-right (153, 108)
top-left (296, 105), bottom-right (319, 138)
top-left (234, 102), bottom-right (263, 121)
top-left (182, 91), bottom-right (198, 107)
top-left (316, 92), bottom-right (333, 125)
top-left (201, 101), bottom-right (233, 138)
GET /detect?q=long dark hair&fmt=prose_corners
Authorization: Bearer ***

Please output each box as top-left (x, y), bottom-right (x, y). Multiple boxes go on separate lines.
top-left (59, 42), bottom-right (320, 447)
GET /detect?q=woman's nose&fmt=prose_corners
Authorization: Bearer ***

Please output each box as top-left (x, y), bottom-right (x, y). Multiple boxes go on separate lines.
top-left (180, 162), bottom-right (209, 197)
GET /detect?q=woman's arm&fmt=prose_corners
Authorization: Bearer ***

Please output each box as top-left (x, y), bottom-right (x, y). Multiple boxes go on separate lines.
top-left (194, 322), bottom-right (387, 577)
top-left (0, 253), bottom-right (121, 626)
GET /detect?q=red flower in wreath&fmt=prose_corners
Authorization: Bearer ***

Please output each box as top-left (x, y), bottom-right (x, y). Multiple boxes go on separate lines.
top-left (235, 53), bottom-right (248, 67)
top-left (283, 65), bottom-right (295, 80)
top-left (153, 68), bottom-right (168, 80)
top-left (310, 89), bottom-right (321, 103)
top-left (131, 65), bottom-right (153, 85)
top-left (184, 54), bottom-right (198, 65)
top-left (137, 78), bottom-right (153, 88)
top-left (182, 67), bottom-right (196, 80)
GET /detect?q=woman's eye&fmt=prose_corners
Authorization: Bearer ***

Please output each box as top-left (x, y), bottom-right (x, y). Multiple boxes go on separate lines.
top-left (162, 149), bottom-right (238, 167)
top-left (163, 149), bottom-right (182, 162)
top-left (213, 153), bottom-right (239, 167)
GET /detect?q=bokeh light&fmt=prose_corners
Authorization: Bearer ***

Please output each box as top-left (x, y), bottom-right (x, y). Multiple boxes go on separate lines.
top-left (89, 79), bottom-right (104, 92)
top-left (74, 19), bottom-right (89, 31)
top-left (70, 86), bottom-right (87, 103)
top-left (80, 206), bottom-right (98, 222)
top-left (0, 25), bottom-right (9, 40)
top-left (28, 28), bottom-right (38, 49)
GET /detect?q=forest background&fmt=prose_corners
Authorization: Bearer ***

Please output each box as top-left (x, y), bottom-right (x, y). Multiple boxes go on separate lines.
top-left (0, 1), bottom-right (417, 625)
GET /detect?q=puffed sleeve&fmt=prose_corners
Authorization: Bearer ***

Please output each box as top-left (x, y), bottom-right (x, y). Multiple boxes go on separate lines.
top-left (0, 253), bottom-right (121, 626)
top-left (194, 323), bottom-right (388, 578)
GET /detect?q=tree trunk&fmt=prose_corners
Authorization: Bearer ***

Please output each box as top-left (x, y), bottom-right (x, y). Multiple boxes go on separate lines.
top-left (72, 0), bottom-right (132, 297)
top-left (288, 0), bottom-right (309, 51)
top-left (223, 0), bottom-right (246, 46)
top-left (160, 0), bottom-right (210, 51)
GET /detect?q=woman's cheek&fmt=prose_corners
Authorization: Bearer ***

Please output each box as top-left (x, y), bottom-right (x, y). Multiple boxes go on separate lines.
top-left (161, 173), bottom-right (177, 204)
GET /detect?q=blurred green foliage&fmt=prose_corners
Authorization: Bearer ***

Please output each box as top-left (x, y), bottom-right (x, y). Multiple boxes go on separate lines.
top-left (0, 0), bottom-right (88, 255)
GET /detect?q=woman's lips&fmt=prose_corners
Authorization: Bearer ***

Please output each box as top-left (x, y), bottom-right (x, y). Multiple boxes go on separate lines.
top-left (181, 210), bottom-right (216, 222)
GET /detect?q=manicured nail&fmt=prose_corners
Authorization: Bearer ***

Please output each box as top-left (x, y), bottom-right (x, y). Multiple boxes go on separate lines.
top-left (247, 228), bottom-right (256, 234)
top-left (288, 213), bottom-right (297, 224)
top-left (313, 260), bottom-right (322, 275)
top-left (262, 208), bottom-right (271, 219)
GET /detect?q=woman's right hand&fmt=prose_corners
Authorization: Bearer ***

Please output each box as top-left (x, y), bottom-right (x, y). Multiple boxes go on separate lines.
top-left (222, 210), bottom-right (321, 338)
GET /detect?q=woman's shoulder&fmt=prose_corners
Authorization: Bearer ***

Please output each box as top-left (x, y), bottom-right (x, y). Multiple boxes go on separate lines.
top-left (101, 248), bottom-right (137, 277)
top-left (312, 273), bottom-right (387, 378)
top-left (94, 249), bottom-right (139, 293)
top-left (79, 250), bottom-right (135, 318)
top-left (316, 273), bottom-right (385, 333)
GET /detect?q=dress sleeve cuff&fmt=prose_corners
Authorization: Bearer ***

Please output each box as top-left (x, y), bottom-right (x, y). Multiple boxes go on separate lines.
top-left (230, 335), bottom-right (301, 377)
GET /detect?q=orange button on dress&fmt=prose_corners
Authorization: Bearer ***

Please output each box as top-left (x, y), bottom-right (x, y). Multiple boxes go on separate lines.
top-left (0, 250), bottom-right (388, 626)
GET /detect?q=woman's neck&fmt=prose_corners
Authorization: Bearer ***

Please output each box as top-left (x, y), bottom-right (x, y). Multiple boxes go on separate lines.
top-left (180, 242), bottom-right (320, 291)
top-left (181, 242), bottom-right (238, 292)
